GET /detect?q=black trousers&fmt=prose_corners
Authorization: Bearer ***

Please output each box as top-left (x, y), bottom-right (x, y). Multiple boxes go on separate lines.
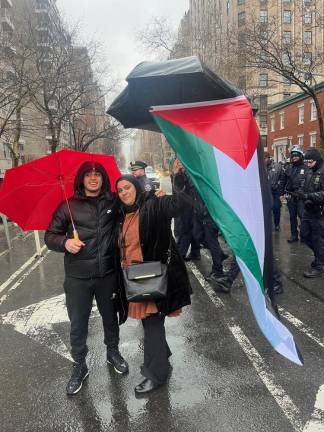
top-left (64, 272), bottom-right (120, 363)
top-left (272, 192), bottom-right (282, 227)
top-left (140, 314), bottom-right (171, 385)
top-left (300, 214), bottom-right (324, 267)
top-left (177, 211), bottom-right (200, 258)
top-left (202, 221), bottom-right (224, 275)
top-left (287, 198), bottom-right (304, 238)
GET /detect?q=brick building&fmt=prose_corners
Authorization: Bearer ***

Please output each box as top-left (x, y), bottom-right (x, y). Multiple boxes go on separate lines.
top-left (267, 82), bottom-right (324, 162)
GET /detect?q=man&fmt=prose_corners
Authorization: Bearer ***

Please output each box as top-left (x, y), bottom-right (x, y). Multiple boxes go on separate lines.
top-left (264, 152), bottom-right (285, 231)
top-left (45, 162), bottom-right (128, 396)
top-left (283, 146), bottom-right (307, 243)
top-left (298, 148), bottom-right (324, 278)
top-left (129, 160), bottom-right (154, 192)
top-left (171, 158), bottom-right (201, 261)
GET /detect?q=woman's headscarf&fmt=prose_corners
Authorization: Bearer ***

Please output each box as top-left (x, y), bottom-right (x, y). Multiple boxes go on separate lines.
top-left (115, 174), bottom-right (144, 213)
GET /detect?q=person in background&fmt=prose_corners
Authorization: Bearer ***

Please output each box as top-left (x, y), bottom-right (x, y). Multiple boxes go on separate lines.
top-left (115, 173), bottom-right (192, 394)
top-left (283, 145), bottom-right (307, 243)
top-left (129, 160), bottom-right (154, 193)
top-left (298, 148), bottom-right (324, 278)
top-left (264, 152), bottom-right (285, 231)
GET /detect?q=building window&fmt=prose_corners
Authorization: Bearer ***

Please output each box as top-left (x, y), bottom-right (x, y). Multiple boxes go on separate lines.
top-left (259, 114), bottom-right (267, 129)
top-left (310, 101), bottom-right (317, 121)
top-left (283, 31), bottom-right (291, 44)
top-left (260, 31), bottom-right (268, 45)
top-left (260, 10), bottom-right (268, 23)
top-left (279, 112), bottom-right (285, 129)
top-left (298, 104), bottom-right (304, 124)
top-left (297, 135), bottom-right (304, 148)
top-left (270, 115), bottom-right (275, 132)
top-left (304, 31), bottom-right (312, 45)
top-left (282, 52), bottom-right (290, 65)
top-left (259, 73), bottom-right (268, 87)
top-left (309, 132), bottom-right (317, 147)
top-left (237, 0), bottom-right (245, 4)
top-left (303, 52), bottom-right (312, 65)
top-left (304, 12), bottom-right (312, 24)
top-left (238, 11), bottom-right (246, 25)
top-left (259, 95), bottom-right (268, 111)
top-left (283, 10), bottom-right (292, 23)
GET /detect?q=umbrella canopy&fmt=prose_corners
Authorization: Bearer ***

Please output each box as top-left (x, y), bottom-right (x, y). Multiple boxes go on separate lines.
top-left (107, 56), bottom-right (242, 131)
top-left (0, 149), bottom-right (121, 231)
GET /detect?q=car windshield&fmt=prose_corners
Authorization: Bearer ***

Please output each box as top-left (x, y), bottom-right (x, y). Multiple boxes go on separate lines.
top-left (146, 166), bottom-right (154, 173)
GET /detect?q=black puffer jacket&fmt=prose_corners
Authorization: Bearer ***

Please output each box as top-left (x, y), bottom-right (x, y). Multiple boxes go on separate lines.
top-left (117, 189), bottom-right (193, 316)
top-left (283, 160), bottom-right (308, 193)
top-left (302, 160), bottom-right (324, 215)
top-left (45, 164), bottom-right (117, 279)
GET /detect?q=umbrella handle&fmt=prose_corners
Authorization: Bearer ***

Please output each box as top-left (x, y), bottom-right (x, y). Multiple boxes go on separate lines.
top-left (73, 230), bottom-right (79, 241)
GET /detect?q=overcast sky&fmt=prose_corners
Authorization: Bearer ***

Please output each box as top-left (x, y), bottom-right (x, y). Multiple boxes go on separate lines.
top-left (56, 0), bottom-right (189, 84)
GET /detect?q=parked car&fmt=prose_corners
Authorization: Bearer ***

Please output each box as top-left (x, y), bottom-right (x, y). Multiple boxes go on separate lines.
top-left (145, 166), bottom-right (160, 189)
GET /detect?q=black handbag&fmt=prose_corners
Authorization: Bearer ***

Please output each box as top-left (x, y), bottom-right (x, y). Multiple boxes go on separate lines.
top-left (122, 261), bottom-right (168, 302)
top-left (121, 223), bottom-right (171, 302)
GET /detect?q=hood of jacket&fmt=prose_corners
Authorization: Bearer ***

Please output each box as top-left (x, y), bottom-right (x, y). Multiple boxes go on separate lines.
top-left (74, 161), bottom-right (113, 199)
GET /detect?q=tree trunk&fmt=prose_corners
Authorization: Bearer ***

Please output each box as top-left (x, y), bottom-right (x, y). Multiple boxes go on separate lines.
top-left (11, 105), bottom-right (22, 167)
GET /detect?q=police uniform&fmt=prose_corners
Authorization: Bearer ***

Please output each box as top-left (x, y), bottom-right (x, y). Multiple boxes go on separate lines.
top-left (265, 156), bottom-right (285, 230)
top-left (299, 149), bottom-right (324, 277)
top-left (282, 147), bottom-right (307, 242)
top-left (129, 160), bottom-right (154, 192)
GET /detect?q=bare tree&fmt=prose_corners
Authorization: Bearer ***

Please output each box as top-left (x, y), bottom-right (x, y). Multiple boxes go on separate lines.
top-left (230, 7), bottom-right (324, 149)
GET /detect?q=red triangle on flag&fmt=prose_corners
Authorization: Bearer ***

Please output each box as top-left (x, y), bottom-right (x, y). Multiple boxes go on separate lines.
top-left (153, 99), bottom-right (259, 169)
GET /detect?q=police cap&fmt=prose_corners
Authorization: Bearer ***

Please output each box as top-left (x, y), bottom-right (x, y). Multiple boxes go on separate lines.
top-left (129, 160), bottom-right (147, 171)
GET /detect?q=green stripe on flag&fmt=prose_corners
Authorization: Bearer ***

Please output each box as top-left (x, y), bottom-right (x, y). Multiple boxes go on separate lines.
top-left (154, 114), bottom-right (264, 291)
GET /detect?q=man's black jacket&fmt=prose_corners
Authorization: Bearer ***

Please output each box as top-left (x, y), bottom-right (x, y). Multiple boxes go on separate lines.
top-left (45, 164), bottom-right (117, 279)
top-left (283, 160), bottom-right (307, 193)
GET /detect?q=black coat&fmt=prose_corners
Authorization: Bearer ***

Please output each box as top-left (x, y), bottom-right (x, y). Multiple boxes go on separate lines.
top-left (44, 165), bottom-right (118, 279)
top-left (302, 161), bottom-right (324, 216)
top-left (283, 160), bottom-right (308, 193)
top-left (266, 161), bottom-right (285, 194)
top-left (117, 191), bottom-right (192, 317)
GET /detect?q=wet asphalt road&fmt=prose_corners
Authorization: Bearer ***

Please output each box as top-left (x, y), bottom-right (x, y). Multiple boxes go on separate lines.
top-left (1, 196), bottom-right (324, 432)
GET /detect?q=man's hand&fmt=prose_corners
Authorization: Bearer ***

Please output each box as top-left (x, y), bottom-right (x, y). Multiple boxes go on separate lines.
top-left (155, 189), bottom-right (166, 197)
top-left (172, 158), bottom-right (184, 174)
top-left (65, 238), bottom-right (85, 254)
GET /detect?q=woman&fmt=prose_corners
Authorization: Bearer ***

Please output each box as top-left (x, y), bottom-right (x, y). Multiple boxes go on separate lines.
top-left (115, 174), bottom-right (192, 395)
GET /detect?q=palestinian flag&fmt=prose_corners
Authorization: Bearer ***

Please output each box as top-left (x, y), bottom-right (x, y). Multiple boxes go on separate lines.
top-left (151, 95), bottom-right (303, 366)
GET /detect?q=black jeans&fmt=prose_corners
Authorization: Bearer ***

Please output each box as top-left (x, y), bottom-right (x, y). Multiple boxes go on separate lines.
top-left (64, 272), bottom-right (119, 363)
top-left (300, 214), bottom-right (324, 267)
top-left (272, 192), bottom-right (282, 227)
top-left (202, 221), bottom-right (224, 275)
top-left (177, 211), bottom-right (200, 258)
top-left (287, 198), bottom-right (304, 238)
top-left (141, 314), bottom-right (171, 385)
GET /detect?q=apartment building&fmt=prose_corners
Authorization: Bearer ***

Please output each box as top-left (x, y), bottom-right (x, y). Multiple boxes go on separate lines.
top-left (0, 0), bottom-right (15, 180)
top-left (186, 0), bottom-right (324, 149)
top-left (268, 81), bottom-right (324, 161)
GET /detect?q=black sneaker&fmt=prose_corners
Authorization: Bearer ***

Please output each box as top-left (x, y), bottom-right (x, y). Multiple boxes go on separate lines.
top-left (107, 350), bottom-right (129, 374)
top-left (66, 362), bottom-right (89, 396)
top-left (212, 276), bottom-right (232, 293)
top-left (287, 236), bottom-right (298, 243)
top-left (303, 267), bottom-right (324, 278)
top-left (205, 271), bottom-right (224, 282)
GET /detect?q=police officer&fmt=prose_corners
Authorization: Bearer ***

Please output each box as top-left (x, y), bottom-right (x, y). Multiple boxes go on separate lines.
top-left (264, 152), bottom-right (285, 231)
top-left (283, 145), bottom-right (307, 242)
top-left (129, 160), bottom-right (154, 192)
top-left (298, 148), bottom-right (324, 278)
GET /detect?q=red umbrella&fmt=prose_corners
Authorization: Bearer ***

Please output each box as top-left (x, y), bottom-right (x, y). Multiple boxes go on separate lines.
top-left (0, 149), bottom-right (121, 232)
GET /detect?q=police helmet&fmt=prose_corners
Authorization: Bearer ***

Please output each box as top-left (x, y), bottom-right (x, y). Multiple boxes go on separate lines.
top-left (290, 145), bottom-right (304, 157)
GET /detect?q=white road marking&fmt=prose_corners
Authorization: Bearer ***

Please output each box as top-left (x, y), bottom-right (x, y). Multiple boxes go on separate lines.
top-left (279, 307), bottom-right (324, 349)
top-left (188, 261), bottom-right (304, 432)
top-left (0, 245), bottom-right (47, 294)
top-left (230, 325), bottom-right (303, 432)
top-left (1, 294), bottom-right (100, 361)
top-left (0, 249), bottom-right (50, 305)
top-left (303, 385), bottom-right (324, 432)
